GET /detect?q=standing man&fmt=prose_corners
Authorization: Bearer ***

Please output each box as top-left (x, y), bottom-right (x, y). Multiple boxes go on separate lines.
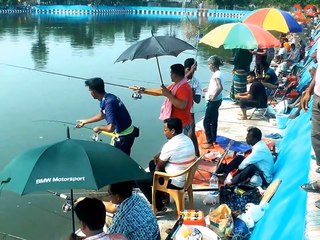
top-left (138, 64), bottom-right (193, 135)
top-left (76, 77), bottom-right (138, 156)
top-left (184, 58), bottom-right (201, 156)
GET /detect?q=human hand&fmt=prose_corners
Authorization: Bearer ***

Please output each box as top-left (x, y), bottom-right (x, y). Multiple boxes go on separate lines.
top-left (235, 94), bottom-right (240, 100)
top-left (93, 126), bottom-right (101, 133)
top-left (191, 62), bottom-right (197, 72)
top-left (301, 91), bottom-right (311, 111)
top-left (161, 85), bottom-right (171, 97)
top-left (76, 120), bottom-right (86, 128)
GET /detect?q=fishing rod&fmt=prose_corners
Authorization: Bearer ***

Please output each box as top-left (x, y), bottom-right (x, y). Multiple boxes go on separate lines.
top-left (0, 63), bottom-right (160, 100)
top-left (34, 119), bottom-right (118, 142)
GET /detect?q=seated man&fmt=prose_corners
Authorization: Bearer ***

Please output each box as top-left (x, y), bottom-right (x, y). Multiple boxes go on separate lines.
top-left (261, 61), bottom-right (279, 96)
top-left (216, 127), bottom-right (274, 188)
top-left (286, 43), bottom-right (300, 63)
top-left (71, 197), bottom-right (127, 240)
top-left (235, 71), bottom-right (268, 120)
top-left (135, 117), bottom-right (195, 213)
top-left (106, 181), bottom-right (160, 240)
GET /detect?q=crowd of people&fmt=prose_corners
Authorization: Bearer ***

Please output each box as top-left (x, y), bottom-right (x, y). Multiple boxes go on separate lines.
top-left (70, 20), bottom-right (320, 239)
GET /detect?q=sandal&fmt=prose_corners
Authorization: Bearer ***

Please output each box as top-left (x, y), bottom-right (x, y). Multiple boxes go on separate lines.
top-left (301, 181), bottom-right (320, 193)
top-left (316, 199), bottom-right (320, 209)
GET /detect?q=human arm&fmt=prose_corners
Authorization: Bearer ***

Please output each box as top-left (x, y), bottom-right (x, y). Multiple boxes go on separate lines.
top-left (235, 92), bottom-right (251, 100)
top-left (162, 85), bottom-right (188, 109)
top-left (76, 112), bottom-right (104, 128)
top-left (129, 86), bottom-right (163, 96)
top-left (301, 75), bottom-right (316, 111)
top-left (92, 123), bottom-right (115, 133)
top-left (261, 81), bottom-right (278, 89)
top-left (208, 77), bottom-right (223, 100)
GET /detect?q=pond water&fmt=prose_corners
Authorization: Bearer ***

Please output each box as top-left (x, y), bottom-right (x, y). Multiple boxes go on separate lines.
top-left (0, 13), bottom-right (234, 239)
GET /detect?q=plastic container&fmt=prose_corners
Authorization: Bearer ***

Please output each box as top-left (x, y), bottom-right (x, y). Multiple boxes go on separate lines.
top-left (180, 210), bottom-right (206, 226)
top-left (276, 114), bottom-right (289, 129)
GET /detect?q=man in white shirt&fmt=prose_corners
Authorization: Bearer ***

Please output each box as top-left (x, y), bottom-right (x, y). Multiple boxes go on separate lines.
top-left (216, 127), bottom-right (274, 187)
top-left (135, 117), bottom-right (195, 212)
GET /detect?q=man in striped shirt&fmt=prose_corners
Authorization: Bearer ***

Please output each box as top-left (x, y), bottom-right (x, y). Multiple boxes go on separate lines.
top-left (136, 117), bottom-right (195, 213)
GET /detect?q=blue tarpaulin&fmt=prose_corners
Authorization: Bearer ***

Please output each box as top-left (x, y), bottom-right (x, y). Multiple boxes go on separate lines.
top-left (251, 106), bottom-right (312, 239)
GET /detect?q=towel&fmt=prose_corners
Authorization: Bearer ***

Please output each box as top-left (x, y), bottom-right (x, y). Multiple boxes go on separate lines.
top-left (159, 77), bottom-right (188, 120)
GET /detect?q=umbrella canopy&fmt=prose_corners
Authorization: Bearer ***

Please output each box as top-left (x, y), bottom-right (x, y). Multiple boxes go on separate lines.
top-left (0, 139), bottom-right (147, 195)
top-left (242, 8), bottom-right (303, 33)
top-left (115, 35), bottom-right (195, 84)
top-left (199, 22), bottom-right (280, 49)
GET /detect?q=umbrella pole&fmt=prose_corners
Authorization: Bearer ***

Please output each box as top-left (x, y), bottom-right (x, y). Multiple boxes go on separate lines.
top-left (155, 56), bottom-right (164, 85)
top-left (71, 189), bottom-right (75, 234)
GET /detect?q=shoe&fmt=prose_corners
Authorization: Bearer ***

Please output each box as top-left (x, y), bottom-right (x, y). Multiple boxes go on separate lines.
top-left (316, 167), bottom-right (320, 174)
top-left (316, 199), bottom-right (320, 209)
top-left (301, 181), bottom-right (320, 193)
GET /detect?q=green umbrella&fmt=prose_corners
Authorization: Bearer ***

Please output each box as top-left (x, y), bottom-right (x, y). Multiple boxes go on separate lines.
top-left (0, 136), bottom-right (147, 233)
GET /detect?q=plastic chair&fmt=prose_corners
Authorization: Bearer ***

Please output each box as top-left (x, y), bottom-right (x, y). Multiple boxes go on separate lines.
top-left (151, 157), bottom-right (202, 216)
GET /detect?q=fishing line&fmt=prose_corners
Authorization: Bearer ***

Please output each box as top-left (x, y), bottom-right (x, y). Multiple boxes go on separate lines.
top-left (0, 63), bottom-right (159, 88)
top-left (33, 119), bottom-right (117, 141)
top-left (0, 231), bottom-right (27, 240)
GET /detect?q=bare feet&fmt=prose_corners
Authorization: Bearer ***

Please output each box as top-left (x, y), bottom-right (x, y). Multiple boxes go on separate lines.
top-left (202, 143), bottom-right (214, 149)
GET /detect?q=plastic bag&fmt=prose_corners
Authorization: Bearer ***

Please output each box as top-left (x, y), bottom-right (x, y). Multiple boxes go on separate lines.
top-left (208, 204), bottom-right (233, 237)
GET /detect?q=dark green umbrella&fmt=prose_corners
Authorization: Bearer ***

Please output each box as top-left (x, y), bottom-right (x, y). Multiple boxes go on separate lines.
top-left (0, 136), bottom-right (147, 232)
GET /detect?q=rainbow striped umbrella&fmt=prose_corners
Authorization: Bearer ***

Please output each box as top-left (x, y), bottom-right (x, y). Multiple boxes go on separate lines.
top-left (199, 23), bottom-right (280, 49)
top-left (243, 8), bottom-right (303, 33)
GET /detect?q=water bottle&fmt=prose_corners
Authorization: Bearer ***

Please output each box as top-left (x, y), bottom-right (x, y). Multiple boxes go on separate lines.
top-left (203, 173), bottom-right (220, 205)
top-left (209, 173), bottom-right (219, 190)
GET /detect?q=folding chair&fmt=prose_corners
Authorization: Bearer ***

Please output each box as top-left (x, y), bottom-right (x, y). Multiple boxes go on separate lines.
top-left (248, 107), bottom-right (268, 120)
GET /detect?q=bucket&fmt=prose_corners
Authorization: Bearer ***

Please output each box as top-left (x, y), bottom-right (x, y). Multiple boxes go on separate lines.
top-left (276, 114), bottom-right (289, 129)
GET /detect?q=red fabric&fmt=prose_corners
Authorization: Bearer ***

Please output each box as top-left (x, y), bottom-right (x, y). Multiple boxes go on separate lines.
top-left (171, 82), bottom-right (193, 127)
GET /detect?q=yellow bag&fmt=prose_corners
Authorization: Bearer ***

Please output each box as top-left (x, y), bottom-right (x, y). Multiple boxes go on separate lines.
top-left (208, 204), bottom-right (233, 237)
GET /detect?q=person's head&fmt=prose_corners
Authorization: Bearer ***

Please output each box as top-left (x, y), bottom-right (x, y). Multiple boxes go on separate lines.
top-left (184, 58), bottom-right (196, 79)
top-left (208, 55), bottom-right (223, 72)
top-left (291, 43), bottom-right (296, 50)
top-left (247, 71), bottom-right (256, 83)
top-left (85, 77), bottom-right (105, 100)
top-left (108, 181), bottom-right (133, 205)
top-left (170, 64), bottom-right (185, 82)
top-left (74, 198), bottom-right (106, 236)
top-left (163, 117), bottom-right (182, 139)
top-left (246, 127), bottom-right (262, 145)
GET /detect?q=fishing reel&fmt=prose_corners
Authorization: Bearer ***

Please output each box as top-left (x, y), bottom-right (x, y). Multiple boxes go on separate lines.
top-left (130, 86), bottom-right (145, 100)
top-left (132, 91), bottom-right (142, 100)
top-left (62, 200), bottom-right (73, 213)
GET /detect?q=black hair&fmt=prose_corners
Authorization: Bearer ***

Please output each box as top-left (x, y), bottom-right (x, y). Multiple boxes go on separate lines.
top-left (184, 58), bottom-right (195, 69)
top-left (163, 117), bottom-right (183, 134)
top-left (170, 64), bottom-right (185, 78)
top-left (109, 181), bottom-right (133, 199)
top-left (247, 71), bottom-right (256, 77)
top-left (247, 127), bottom-right (262, 141)
top-left (74, 198), bottom-right (106, 231)
top-left (85, 77), bottom-right (105, 95)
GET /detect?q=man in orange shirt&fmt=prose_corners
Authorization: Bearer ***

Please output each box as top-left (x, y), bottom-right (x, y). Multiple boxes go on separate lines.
top-left (137, 64), bottom-right (193, 135)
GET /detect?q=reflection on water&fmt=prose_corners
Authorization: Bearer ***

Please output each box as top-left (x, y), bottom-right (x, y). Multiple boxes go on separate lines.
top-left (0, 14), bottom-right (232, 69)
top-left (0, 13), bottom-right (234, 239)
